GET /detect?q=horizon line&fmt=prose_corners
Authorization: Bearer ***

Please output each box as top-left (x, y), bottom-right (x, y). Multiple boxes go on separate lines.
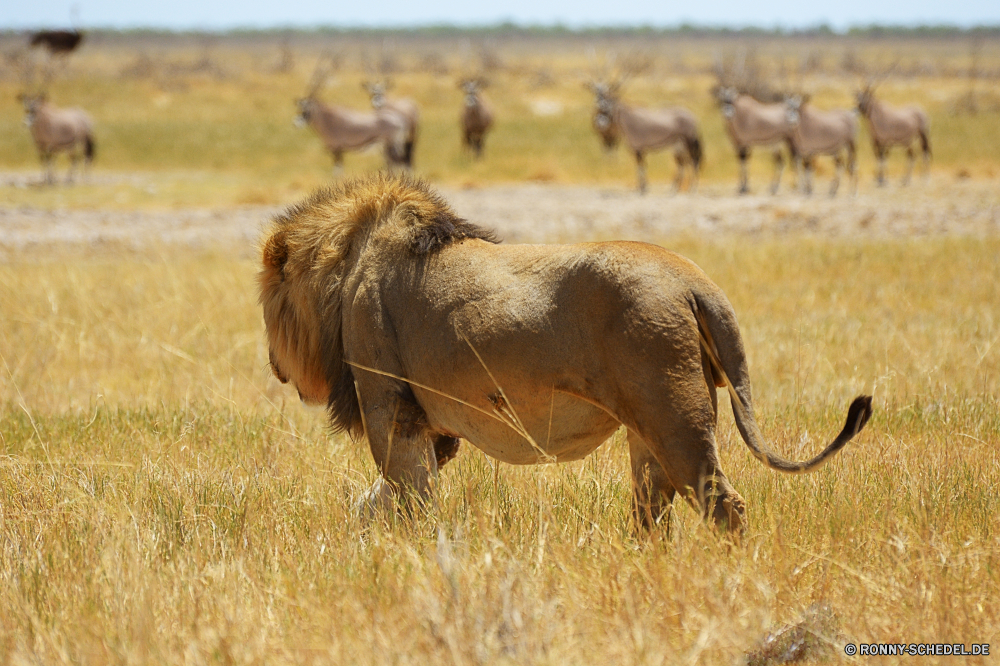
top-left (4, 20), bottom-right (1000, 34)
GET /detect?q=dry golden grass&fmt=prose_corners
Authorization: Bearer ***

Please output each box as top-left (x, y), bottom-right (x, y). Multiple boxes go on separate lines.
top-left (2, 235), bottom-right (998, 664)
top-left (2, 30), bottom-right (998, 663)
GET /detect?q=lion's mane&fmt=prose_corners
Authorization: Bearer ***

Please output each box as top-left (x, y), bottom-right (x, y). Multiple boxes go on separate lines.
top-left (258, 172), bottom-right (499, 434)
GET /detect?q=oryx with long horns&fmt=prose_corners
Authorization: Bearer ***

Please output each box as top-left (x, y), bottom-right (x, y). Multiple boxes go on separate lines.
top-left (18, 52), bottom-right (94, 185)
top-left (784, 95), bottom-right (858, 196)
top-left (855, 84), bottom-right (931, 186)
top-left (19, 93), bottom-right (95, 185)
top-left (458, 78), bottom-right (494, 158)
top-left (587, 79), bottom-right (702, 194)
top-left (361, 79), bottom-right (419, 168)
top-left (714, 86), bottom-right (798, 195)
top-left (294, 55), bottom-right (409, 173)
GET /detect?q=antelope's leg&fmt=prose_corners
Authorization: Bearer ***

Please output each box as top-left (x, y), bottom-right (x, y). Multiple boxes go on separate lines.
top-left (830, 153), bottom-right (843, 197)
top-left (738, 147), bottom-right (750, 194)
top-left (791, 155), bottom-right (802, 193)
top-left (802, 157), bottom-right (814, 195)
top-left (635, 150), bottom-right (647, 195)
top-left (902, 145), bottom-right (915, 186)
top-left (67, 150), bottom-right (79, 185)
top-left (770, 147), bottom-right (785, 195)
top-left (672, 150), bottom-right (685, 193)
top-left (847, 141), bottom-right (858, 195)
top-left (875, 143), bottom-right (887, 187)
top-left (43, 152), bottom-right (55, 185)
top-left (332, 150), bottom-right (344, 176)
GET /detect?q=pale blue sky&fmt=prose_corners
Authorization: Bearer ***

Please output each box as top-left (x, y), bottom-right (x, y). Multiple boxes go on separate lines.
top-left (4, 0), bottom-right (998, 31)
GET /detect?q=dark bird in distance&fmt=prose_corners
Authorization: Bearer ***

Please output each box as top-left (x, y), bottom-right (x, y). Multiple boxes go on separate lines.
top-left (30, 30), bottom-right (84, 55)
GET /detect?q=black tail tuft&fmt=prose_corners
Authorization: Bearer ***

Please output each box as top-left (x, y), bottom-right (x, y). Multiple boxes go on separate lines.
top-left (84, 135), bottom-right (95, 163)
top-left (840, 395), bottom-right (873, 440)
top-left (687, 135), bottom-right (702, 170)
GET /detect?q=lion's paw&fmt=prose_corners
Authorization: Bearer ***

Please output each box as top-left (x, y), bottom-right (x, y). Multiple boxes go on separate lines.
top-left (356, 476), bottom-right (396, 521)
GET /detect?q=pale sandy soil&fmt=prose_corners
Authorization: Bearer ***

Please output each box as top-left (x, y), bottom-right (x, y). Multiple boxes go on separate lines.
top-left (1, 176), bottom-right (998, 259)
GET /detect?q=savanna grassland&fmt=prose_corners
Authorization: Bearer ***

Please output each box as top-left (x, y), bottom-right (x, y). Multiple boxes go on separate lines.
top-left (2, 28), bottom-right (1000, 665)
top-left (1, 29), bottom-right (999, 204)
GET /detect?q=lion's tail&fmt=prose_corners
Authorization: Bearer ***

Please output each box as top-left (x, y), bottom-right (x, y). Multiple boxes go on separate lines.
top-left (692, 294), bottom-right (872, 474)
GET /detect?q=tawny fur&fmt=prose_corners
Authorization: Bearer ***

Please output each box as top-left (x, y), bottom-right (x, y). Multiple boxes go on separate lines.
top-left (259, 173), bottom-right (872, 535)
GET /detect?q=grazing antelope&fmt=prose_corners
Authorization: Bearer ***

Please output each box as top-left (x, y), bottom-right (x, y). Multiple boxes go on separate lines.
top-left (294, 59), bottom-right (408, 173)
top-left (458, 78), bottom-right (494, 158)
top-left (588, 82), bottom-right (702, 194)
top-left (19, 93), bottom-right (94, 185)
top-left (855, 85), bottom-right (931, 186)
top-left (784, 95), bottom-right (858, 196)
top-left (362, 80), bottom-right (419, 168)
top-left (714, 86), bottom-right (797, 195)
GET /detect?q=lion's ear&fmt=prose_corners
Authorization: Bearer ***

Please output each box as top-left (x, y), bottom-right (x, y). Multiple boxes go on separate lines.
top-left (262, 230), bottom-right (289, 279)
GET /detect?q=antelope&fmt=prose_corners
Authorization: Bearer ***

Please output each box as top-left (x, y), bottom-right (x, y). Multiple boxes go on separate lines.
top-left (587, 81), bottom-right (702, 194)
top-left (458, 78), bottom-right (494, 158)
top-left (294, 58), bottom-right (408, 173)
top-left (362, 80), bottom-right (419, 168)
top-left (855, 85), bottom-right (931, 186)
top-left (714, 86), bottom-right (797, 195)
top-left (784, 95), bottom-right (858, 196)
top-left (19, 93), bottom-right (95, 185)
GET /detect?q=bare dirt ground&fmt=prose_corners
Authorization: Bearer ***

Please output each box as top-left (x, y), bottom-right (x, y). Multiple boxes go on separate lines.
top-left (1, 176), bottom-right (998, 259)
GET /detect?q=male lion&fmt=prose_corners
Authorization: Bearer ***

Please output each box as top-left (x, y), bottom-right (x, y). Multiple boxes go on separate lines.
top-left (259, 173), bottom-right (872, 535)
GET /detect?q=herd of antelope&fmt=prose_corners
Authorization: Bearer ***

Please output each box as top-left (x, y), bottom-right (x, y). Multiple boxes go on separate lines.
top-left (16, 46), bottom-right (933, 196)
top-left (292, 55), bottom-right (493, 171)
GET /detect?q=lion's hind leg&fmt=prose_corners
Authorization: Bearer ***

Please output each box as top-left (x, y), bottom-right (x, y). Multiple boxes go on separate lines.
top-left (623, 373), bottom-right (746, 536)
top-left (628, 429), bottom-right (677, 531)
top-left (632, 426), bottom-right (746, 535)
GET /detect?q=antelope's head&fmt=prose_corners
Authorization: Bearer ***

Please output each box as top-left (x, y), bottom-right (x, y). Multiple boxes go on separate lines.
top-left (587, 82), bottom-right (619, 125)
top-left (294, 97), bottom-right (316, 128)
top-left (714, 86), bottom-right (739, 119)
top-left (362, 81), bottom-right (390, 109)
top-left (18, 93), bottom-right (46, 128)
top-left (855, 86), bottom-right (875, 115)
top-left (298, 52), bottom-right (335, 127)
top-left (784, 95), bottom-right (804, 126)
top-left (585, 82), bottom-right (620, 150)
top-left (459, 78), bottom-right (485, 107)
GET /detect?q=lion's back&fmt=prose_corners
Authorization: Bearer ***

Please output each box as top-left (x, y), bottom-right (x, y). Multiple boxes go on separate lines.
top-left (391, 239), bottom-right (718, 349)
